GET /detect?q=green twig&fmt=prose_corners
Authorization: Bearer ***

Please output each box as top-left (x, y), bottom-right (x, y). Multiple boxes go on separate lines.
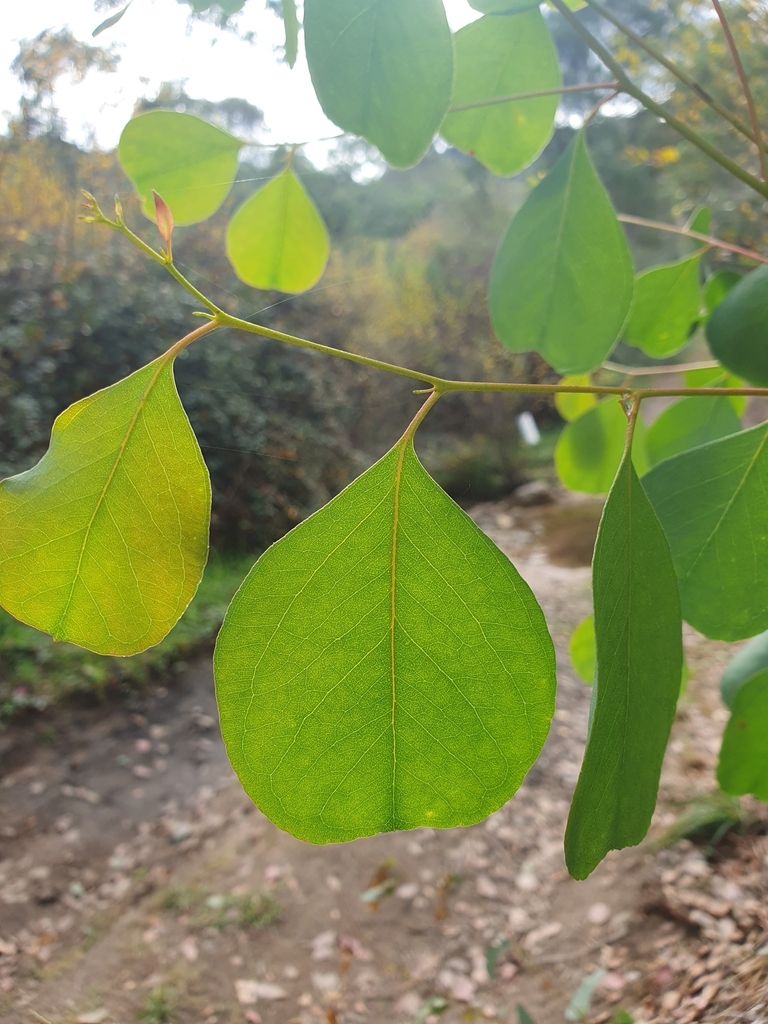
top-left (448, 81), bottom-right (618, 113)
top-left (584, 0), bottom-right (766, 155)
top-left (548, 0), bottom-right (768, 199)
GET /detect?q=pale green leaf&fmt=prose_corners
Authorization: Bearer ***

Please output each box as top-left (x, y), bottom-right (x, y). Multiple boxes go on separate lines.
top-left (703, 270), bottom-right (741, 315)
top-left (489, 131), bottom-right (634, 374)
top-left (565, 449), bottom-right (682, 879)
top-left (303, 0), bottom-right (453, 168)
top-left (226, 169), bottom-right (330, 293)
top-left (643, 423), bottom-right (768, 641)
top-left (623, 255), bottom-right (701, 357)
top-left (555, 398), bottom-right (648, 494)
top-left (0, 358), bottom-right (211, 656)
top-left (555, 375), bottom-right (596, 422)
top-left (645, 396), bottom-right (741, 467)
top-left (283, 0), bottom-right (299, 67)
top-left (565, 970), bottom-right (607, 1022)
top-left (717, 669), bottom-right (768, 801)
top-left (441, 11), bottom-right (559, 177)
top-left (92, 1), bottom-right (132, 36)
top-left (684, 365), bottom-right (746, 415)
top-left (118, 111), bottom-right (241, 225)
top-left (706, 265), bottom-right (768, 385)
top-left (720, 629), bottom-right (768, 708)
top-left (214, 440), bottom-right (556, 843)
top-left (470, 0), bottom-right (539, 12)
top-left (569, 615), bottom-right (595, 684)
top-left (685, 204), bottom-right (710, 241)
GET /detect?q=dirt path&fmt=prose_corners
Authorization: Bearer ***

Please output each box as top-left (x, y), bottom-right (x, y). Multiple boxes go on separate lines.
top-left (0, 495), bottom-right (766, 1024)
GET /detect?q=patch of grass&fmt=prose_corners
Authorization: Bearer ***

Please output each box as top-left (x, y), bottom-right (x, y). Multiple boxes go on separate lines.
top-left (159, 885), bottom-right (280, 931)
top-left (137, 989), bottom-right (175, 1024)
top-left (0, 553), bottom-right (254, 724)
top-left (660, 791), bottom-right (754, 853)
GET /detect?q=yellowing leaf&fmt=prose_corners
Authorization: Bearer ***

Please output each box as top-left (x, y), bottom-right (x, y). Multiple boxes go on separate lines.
top-left (0, 357), bottom-right (211, 655)
top-left (227, 169), bottom-right (330, 293)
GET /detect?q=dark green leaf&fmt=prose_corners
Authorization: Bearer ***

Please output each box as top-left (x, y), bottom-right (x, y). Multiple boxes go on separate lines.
top-left (704, 271), bottom-right (742, 315)
top-left (645, 396), bottom-right (741, 467)
top-left (0, 358), bottom-right (211, 656)
top-left (706, 265), bottom-right (768, 385)
top-left (118, 111), bottom-right (241, 225)
top-left (565, 448), bottom-right (682, 879)
top-left (283, 0), bottom-right (299, 67)
top-left (720, 629), bottom-right (768, 708)
top-left (303, 0), bottom-right (453, 168)
top-left (226, 168), bottom-right (329, 293)
top-left (555, 376), bottom-right (596, 422)
top-left (441, 11), bottom-right (559, 176)
top-left (717, 669), bottom-right (768, 800)
top-left (92, 1), bottom-right (132, 36)
top-left (555, 398), bottom-right (648, 494)
top-left (214, 440), bottom-right (556, 843)
top-left (623, 255), bottom-right (701, 357)
top-left (489, 131), bottom-right (633, 373)
top-left (569, 615), bottom-right (595, 684)
top-left (643, 423), bottom-right (768, 641)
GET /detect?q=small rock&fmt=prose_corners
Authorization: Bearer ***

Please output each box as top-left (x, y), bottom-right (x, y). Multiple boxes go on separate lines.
top-left (325, 875), bottom-right (342, 892)
top-left (311, 971), bottom-right (340, 994)
top-left (660, 990), bottom-right (681, 1012)
top-left (60, 784), bottom-right (100, 804)
top-left (180, 936), bottom-right (198, 962)
top-left (244, 1013), bottom-right (262, 1024)
top-left (235, 980), bottom-right (287, 1004)
top-left (77, 1010), bottom-right (109, 1024)
top-left (310, 930), bottom-right (336, 960)
top-left (476, 875), bottom-right (498, 899)
top-left (394, 992), bottom-right (421, 1014)
top-left (134, 738), bottom-right (152, 753)
top-left (524, 921), bottom-right (562, 950)
top-left (450, 975), bottom-right (476, 1002)
top-left (587, 902), bottom-right (612, 926)
top-left (132, 765), bottom-right (152, 779)
top-left (395, 882), bottom-right (418, 900)
top-left (283, 964), bottom-right (299, 979)
top-left (513, 480), bottom-right (554, 507)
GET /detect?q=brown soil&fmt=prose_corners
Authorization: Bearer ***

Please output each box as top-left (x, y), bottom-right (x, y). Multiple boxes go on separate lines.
top-left (0, 495), bottom-right (766, 1024)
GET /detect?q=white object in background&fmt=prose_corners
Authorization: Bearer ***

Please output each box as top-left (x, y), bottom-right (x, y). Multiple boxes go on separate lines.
top-left (517, 411), bottom-right (541, 446)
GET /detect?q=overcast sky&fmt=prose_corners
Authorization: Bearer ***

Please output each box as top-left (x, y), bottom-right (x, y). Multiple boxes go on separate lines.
top-left (0, 0), bottom-right (480, 153)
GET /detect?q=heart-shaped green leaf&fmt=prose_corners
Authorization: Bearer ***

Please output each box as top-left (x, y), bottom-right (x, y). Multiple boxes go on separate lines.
top-left (645, 396), bottom-right (741, 467)
top-left (706, 265), bottom-right (768, 385)
top-left (643, 423), bottom-right (768, 641)
top-left (717, 669), bottom-right (768, 801)
top-left (214, 440), bottom-right (556, 843)
top-left (441, 11), bottom-right (559, 176)
top-left (119, 111), bottom-right (241, 225)
top-left (489, 131), bottom-right (633, 373)
top-left (0, 357), bottom-right (211, 655)
top-left (555, 375), bottom-right (596, 422)
top-left (623, 255), bottom-right (701, 357)
top-left (226, 168), bottom-right (330, 293)
top-left (303, 0), bottom-right (453, 168)
top-left (565, 448), bottom-right (682, 879)
top-left (555, 398), bottom-right (648, 494)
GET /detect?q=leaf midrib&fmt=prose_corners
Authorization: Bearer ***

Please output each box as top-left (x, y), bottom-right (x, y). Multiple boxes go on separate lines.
top-left (53, 355), bottom-right (171, 638)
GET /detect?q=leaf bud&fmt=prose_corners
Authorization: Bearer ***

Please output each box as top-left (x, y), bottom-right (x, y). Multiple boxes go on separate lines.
top-left (152, 190), bottom-right (174, 260)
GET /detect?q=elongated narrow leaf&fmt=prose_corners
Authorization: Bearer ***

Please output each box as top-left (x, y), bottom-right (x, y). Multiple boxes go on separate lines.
top-left (643, 423), bottom-right (768, 641)
top-left (555, 375), bottom-right (596, 422)
top-left (0, 357), bottom-right (211, 656)
top-left (555, 398), bottom-right (648, 494)
top-left (227, 169), bottom-right (329, 293)
top-left (623, 255), bottom-right (701, 357)
top-left (92, 1), bottom-right (132, 36)
top-left (721, 629), bottom-right (768, 708)
top-left (283, 0), bottom-right (299, 67)
top-left (569, 615), bottom-right (595, 684)
top-left (706, 265), bottom-right (768, 385)
top-left (119, 111), bottom-right (241, 225)
top-left (717, 670), bottom-right (768, 800)
top-left (489, 132), bottom-right (633, 373)
top-left (441, 11), bottom-right (559, 177)
top-left (304, 0), bottom-right (453, 168)
top-left (214, 440), bottom-right (556, 843)
top-left (645, 396), bottom-right (740, 467)
top-left (565, 449), bottom-right (682, 879)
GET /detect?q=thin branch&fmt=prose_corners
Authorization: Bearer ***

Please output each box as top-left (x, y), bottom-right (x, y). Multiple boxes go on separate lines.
top-left (584, 0), bottom-right (766, 154)
top-left (617, 213), bottom-right (768, 264)
top-left (547, 0), bottom-right (768, 199)
top-left (710, 0), bottom-right (766, 179)
top-left (448, 81), bottom-right (619, 113)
